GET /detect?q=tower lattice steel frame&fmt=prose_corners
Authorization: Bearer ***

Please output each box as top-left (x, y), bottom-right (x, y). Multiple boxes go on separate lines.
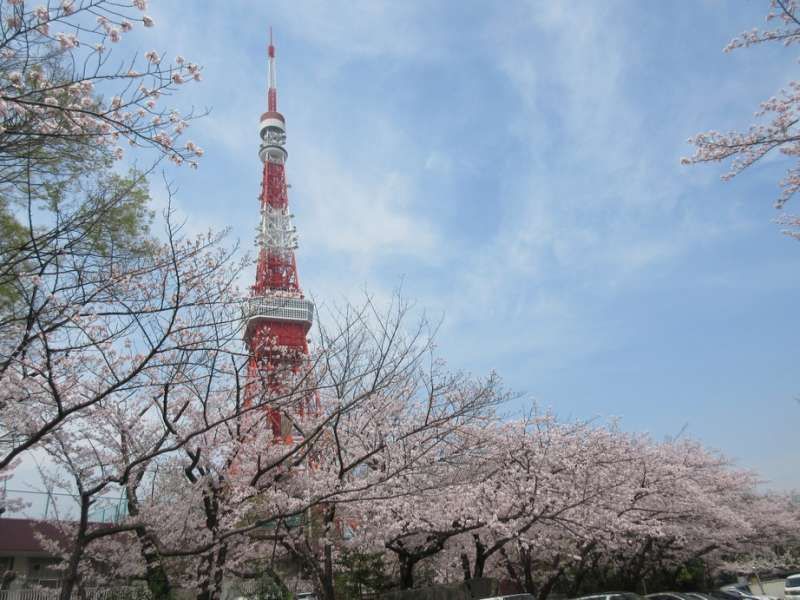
top-left (243, 31), bottom-right (315, 439)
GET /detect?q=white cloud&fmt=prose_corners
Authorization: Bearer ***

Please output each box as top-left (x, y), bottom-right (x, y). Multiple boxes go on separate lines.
top-left (295, 145), bottom-right (439, 262)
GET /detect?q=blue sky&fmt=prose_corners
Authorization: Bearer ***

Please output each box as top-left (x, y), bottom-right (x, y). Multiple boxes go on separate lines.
top-left (131, 1), bottom-right (800, 490)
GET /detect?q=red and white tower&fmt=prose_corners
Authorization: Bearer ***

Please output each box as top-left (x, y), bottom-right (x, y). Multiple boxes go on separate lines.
top-left (243, 31), bottom-right (315, 439)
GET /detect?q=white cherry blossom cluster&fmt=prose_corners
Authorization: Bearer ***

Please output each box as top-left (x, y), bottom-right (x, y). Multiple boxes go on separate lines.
top-left (684, 0), bottom-right (800, 220)
top-left (0, 0), bottom-right (204, 167)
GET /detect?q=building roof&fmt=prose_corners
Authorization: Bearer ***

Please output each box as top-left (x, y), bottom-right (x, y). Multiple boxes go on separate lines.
top-left (0, 518), bottom-right (63, 555)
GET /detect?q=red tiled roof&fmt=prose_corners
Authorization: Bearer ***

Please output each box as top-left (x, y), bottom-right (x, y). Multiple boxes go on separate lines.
top-left (0, 519), bottom-right (63, 554)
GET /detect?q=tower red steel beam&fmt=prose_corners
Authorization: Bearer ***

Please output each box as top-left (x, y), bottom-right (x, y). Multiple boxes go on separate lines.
top-left (243, 31), bottom-right (315, 440)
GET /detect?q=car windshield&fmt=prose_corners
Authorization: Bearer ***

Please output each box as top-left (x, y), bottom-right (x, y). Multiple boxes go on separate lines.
top-left (788, 577), bottom-right (800, 588)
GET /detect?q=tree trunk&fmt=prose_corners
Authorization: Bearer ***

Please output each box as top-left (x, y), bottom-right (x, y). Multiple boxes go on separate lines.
top-left (521, 548), bottom-right (535, 594)
top-left (127, 485), bottom-right (173, 600)
top-left (58, 540), bottom-right (84, 600)
top-left (500, 547), bottom-right (521, 590)
top-left (538, 573), bottom-right (563, 600)
top-left (472, 534), bottom-right (487, 579)
top-left (133, 526), bottom-right (173, 600)
top-left (474, 552), bottom-right (487, 580)
top-left (627, 538), bottom-right (653, 592)
top-left (399, 555), bottom-right (417, 590)
top-left (461, 552), bottom-right (472, 582)
top-left (570, 566), bottom-right (587, 597)
top-left (196, 552), bottom-right (214, 600)
top-left (210, 544), bottom-right (228, 600)
top-left (319, 543), bottom-right (335, 600)
top-left (195, 543), bottom-right (228, 600)
top-left (59, 494), bottom-right (90, 600)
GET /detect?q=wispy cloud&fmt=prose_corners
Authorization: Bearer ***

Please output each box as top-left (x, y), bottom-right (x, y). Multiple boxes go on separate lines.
top-left (110, 0), bottom-right (800, 489)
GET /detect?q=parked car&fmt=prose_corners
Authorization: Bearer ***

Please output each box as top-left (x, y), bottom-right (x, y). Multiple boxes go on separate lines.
top-left (483, 595), bottom-right (536, 600)
top-left (685, 592), bottom-right (734, 600)
top-left (720, 584), bottom-right (778, 600)
top-left (704, 591), bottom-right (742, 600)
top-left (295, 594), bottom-right (317, 600)
top-left (571, 593), bottom-right (646, 600)
top-left (682, 594), bottom-right (713, 600)
top-left (785, 574), bottom-right (800, 598)
top-left (646, 592), bottom-right (700, 600)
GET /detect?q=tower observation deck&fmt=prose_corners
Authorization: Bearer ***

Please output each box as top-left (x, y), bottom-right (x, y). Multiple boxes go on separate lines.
top-left (244, 31), bottom-right (315, 438)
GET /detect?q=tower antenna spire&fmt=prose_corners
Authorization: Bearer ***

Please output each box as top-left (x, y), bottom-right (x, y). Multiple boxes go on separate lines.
top-left (267, 26), bottom-right (277, 112)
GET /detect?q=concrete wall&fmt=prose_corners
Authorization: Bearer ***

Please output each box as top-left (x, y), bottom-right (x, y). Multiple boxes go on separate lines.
top-left (1, 555), bottom-right (64, 591)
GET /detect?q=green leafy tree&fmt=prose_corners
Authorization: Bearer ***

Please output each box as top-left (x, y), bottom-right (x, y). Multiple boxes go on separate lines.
top-left (334, 550), bottom-right (390, 600)
top-left (0, 0), bottom-right (205, 311)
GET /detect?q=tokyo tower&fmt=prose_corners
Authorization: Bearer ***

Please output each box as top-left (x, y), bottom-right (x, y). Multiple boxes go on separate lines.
top-left (243, 31), bottom-right (315, 440)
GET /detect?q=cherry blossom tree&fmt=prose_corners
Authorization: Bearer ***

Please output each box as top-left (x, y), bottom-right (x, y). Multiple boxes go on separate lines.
top-left (0, 0), bottom-right (204, 174)
top-left (277, 364), bottom-right (505, 599)
top-left (0, 10), bottom-right (509, 593)
top-left (492, 436), bottom-right (784, 599)
top-left (452, 419), bottom-right (643, 586)
top-left (0, 0), bottom-right (205, 500)
top-left (28, 290), bottom-right (507, 600)
top-left (2, 193), bottom-right (248, 600)
top-left (2, 6), bottom-right (794, 599)
top-left (0, 0), bottom-right (206, 310)
top-left (682, 0), bottom-right (800, 238)
top-left (339, 416), bottom-right (634, 591)
top-left (351, 422), bottom-right (793, 599)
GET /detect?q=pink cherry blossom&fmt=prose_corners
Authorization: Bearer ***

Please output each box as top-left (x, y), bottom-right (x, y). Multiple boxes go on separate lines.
top-left (153, 131), bottom-right (172, 147)
top-left (685, 0), bottom-right (800, 224)
top-left (56, 32), bottom-right (79, 49)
